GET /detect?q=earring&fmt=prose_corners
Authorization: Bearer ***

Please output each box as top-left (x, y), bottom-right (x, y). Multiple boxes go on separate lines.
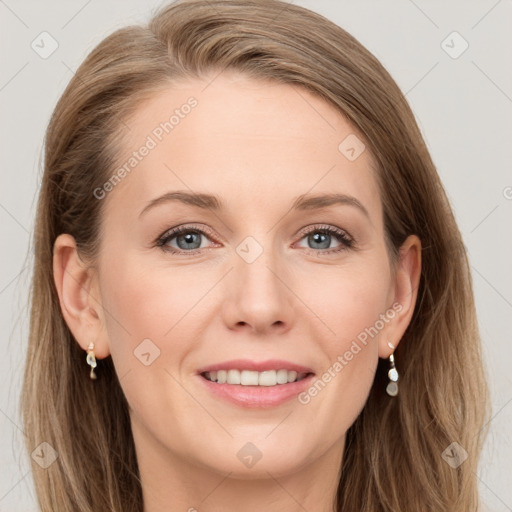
top-left (86, 342), bottom-right (97, 380)
top-left (386, 352), bottom-right (398, 396)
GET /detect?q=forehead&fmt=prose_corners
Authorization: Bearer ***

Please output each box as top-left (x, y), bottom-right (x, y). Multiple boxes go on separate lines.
top-left (104, 72), bottom-right (381, 224)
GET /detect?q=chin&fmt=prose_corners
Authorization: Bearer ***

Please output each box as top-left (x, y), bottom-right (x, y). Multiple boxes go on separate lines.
top-left (192, 439), bottom-right (312, 479)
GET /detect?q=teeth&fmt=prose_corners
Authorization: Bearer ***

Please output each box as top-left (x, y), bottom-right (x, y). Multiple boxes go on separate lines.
top-left (227, 369), bottom-right (241, 384)
top-left (203, 369), bottom-right (309, 386)
top-left (259, 370), bottom-right (277, 386)
top-left (276, 369), bottom-right (288, 384)
top-left (241, 370), bottom-right (259, 385)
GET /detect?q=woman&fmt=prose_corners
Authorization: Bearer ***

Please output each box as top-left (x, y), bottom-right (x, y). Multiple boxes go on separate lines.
top-left (22, 0), bottom-right (490, 510)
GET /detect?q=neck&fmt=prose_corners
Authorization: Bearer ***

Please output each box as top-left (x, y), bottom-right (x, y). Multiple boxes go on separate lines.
top-left (133, 420), bottom-right (344, 512)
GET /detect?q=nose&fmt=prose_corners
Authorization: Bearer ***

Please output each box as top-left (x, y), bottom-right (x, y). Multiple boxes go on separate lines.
top-left (222, 245), bottom-right (295, 336)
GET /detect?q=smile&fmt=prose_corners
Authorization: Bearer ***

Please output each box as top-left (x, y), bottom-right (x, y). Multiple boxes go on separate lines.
top-left (202, 369), bottom-right (311, 386)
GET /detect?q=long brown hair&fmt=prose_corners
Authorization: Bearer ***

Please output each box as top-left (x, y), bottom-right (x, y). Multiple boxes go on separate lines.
top-left (22, 0), bottom-right (490, 510)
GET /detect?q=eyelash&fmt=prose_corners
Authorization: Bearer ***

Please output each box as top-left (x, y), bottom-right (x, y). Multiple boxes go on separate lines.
top-left (155, 223), bottom-right (355, 256)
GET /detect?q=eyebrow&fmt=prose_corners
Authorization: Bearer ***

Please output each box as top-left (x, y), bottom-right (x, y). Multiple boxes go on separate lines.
top-left (138, 190), bottom-right (370, 219)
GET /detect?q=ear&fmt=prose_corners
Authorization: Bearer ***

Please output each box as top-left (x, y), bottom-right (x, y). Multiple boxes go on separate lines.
top-left (378, 234), bottom-right (422, 359)
top-left (52, 233), bottom-right (110, 358)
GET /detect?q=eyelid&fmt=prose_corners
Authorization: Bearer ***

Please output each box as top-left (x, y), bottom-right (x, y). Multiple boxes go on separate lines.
top-left (295, 224), bottom-right (353, 242)
top-left (155, 223), bottom-right (220, 249)
top-left (294, 224), bottom-right (355, 253)
top-left (156, 223), bottom-right (355, 254)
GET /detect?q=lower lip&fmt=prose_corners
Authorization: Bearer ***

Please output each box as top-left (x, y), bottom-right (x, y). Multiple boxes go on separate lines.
top-left (198, 373), bottom-right (315, 408)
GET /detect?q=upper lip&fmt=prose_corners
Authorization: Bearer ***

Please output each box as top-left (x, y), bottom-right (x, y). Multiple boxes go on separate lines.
top-left (197, 359), bottom-right (315, 375)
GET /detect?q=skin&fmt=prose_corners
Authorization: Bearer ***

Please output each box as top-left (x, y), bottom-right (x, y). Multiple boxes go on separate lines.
top-left (53, 71), bottom-right (421, 512)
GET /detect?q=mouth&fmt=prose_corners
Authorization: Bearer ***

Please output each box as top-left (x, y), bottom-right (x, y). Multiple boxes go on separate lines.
top-left (201, 369), bottom-right (313, 386)
top-left (196, 361), bottom-right (316, 408)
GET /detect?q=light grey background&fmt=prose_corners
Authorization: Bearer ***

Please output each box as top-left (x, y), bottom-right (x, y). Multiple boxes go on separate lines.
top-left (1, 1), bottom-right (511, 510)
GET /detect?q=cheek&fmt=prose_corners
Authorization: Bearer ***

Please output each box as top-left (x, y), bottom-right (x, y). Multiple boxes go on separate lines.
top-left (96, 255), bottom-right (205, 426)
top-left (96, 259), bottom-right (183, 382)
top-left (295, 258), bottom-right (392, 347)
top-left (99, 252), bottom-right (211, 340)
top-left (293, 261), bottom-right (390, 416)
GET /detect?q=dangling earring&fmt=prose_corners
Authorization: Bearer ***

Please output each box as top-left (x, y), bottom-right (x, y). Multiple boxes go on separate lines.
top-left (386, 352), bottom-right (398, 396)
top-left (86, 342), bottom-right (97, 380)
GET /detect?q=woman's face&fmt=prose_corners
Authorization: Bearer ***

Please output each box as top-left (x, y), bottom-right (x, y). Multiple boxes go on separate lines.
top-left (88, 71), bottom-right (418, 480)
